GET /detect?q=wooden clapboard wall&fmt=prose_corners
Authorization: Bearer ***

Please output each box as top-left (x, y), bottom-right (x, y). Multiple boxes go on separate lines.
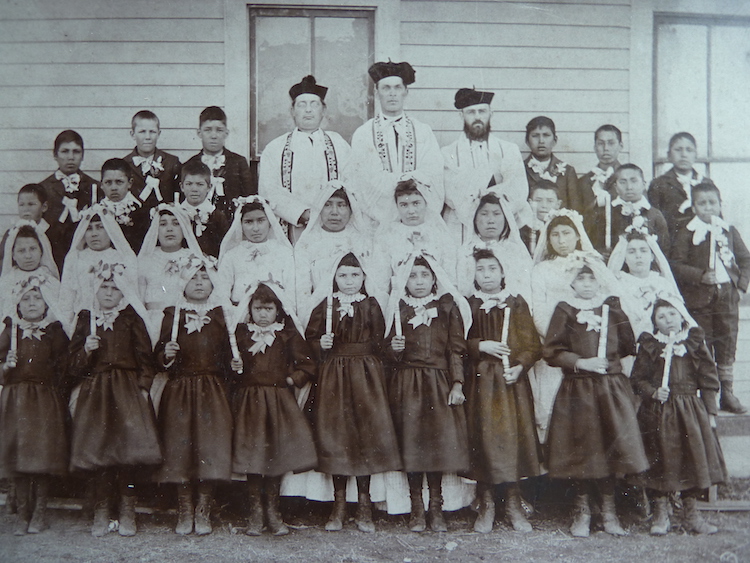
top-left (0, 0), bottom-right (227, 231)
top-left (402, 0), bottom-right (632, 172)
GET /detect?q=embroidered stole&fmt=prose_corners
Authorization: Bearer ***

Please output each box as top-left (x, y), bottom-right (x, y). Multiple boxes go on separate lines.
top-left (280, 131), bottom-right (339, 193)
top-left (372, 114), bottom-right (416, 173)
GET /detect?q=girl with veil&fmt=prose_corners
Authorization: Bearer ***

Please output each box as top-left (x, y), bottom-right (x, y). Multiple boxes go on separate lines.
top-left (384, 253), bottom-right (472, 532)
top-left (530, 209), bottom-right (600, 442)
top-left (217, 195), bottom-right (295, 305)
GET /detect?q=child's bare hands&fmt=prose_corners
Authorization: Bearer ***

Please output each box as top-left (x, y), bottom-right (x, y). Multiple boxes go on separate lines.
top-left (479, 340), bottom-right (511, 359)
top-left (701, 270), bottom-right (717, 284)
top-left (320, 334), bottom-right (334, 350)
top-left (230, 357), bottom-right (244, 373)
top-left (653, 387), bottom-right (670, 403)
top-left (84, 335), bottom-right (100, 353)
top-left (4, 350), bottom-right (17, 370)
top-left (391, 335), bottom-right (405, 352)
top-left (164, 341), bottom-right (180, 360)
top-left (286, 376), bottom-right (295, 387)
top-left (576, 357), bottom-right (608, 374)
top-left (448, 382), bottom-right (465, 406)
top-left (503, 364), bottom-right (523, 385)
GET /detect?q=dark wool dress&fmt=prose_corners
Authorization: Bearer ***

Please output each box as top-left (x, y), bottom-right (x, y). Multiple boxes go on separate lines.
top-left (464, 295), bottom-right (543, 484)
top-left (69, 307), bottom-right (162, 472)
top-left (231, 320), bottom-right (317, 477)
top-left (387, 294), bottom-right (469, 473)
top-left (0, 319), bottom-right (69, 477)
top-left (630, 328), bottom-right (726, 492)
top-left (544, 296), bottom-right (649, 479)
top-left (307, 296), bottom-right (401, 476)
top-left (155, 306), bottom-right (232, 483)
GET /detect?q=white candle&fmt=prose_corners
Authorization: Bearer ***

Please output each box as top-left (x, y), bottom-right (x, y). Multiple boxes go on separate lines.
top-left (597, 304), bottom-right (609, 371)
top-left (325, 294), bottom-right (333, 334)
top-left (604, 192), bottom-right (612, 250)
top-left (708, 231), bottom-right (716, 270)
top-left (89, 307), bottom-right (97, 337)
top-left (223, 307), bottom-right (242, 373)
top-left (529, 229), bottom-right (538, 256)
top-left (501, 308), bottom-right (510, 371)
top-left (660, 337), bottom-right (673, 400)
top-left (171, 303), bottom-right (180, 342)
top-left (174, 191), bottom-right (180, 204)
top-left (10, 319), bottom-right (18, 352)
top-left (91, 183), bottom-right (97, 207)
top-left (395, 301), bottom-right (403, 337)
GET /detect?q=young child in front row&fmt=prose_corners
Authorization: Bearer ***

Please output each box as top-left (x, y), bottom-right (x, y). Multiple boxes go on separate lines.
top-left (0, 276), bottom-right (70, 535)
top-left (584, 164), bottom-right (669, 257)
top-left (183, 106), bottom-right (254, 222)
top-left (630, 297), bottom-right (725, 536)
top-left (230, 281), bottom-right (317, 536)
top-left (670, 182), bottom-right (750, 415)
top-left (98, 158), bottom-right (150, 252)
top-left (306, 252), bottom-right (401, 533)
top-left (39, 130), bottom-right (98, 271)
top-left (387, 254), bottom-right (471, 532)
top-left (179, 159), bottom-right (230, 258)
top-left (543, 258), bottom-right (648, 538)
top-left (523, 116), bottom-right (580, 211)
top-left (123, 110), bottom-right (182, 212)
top-left (68, 263), bottom-right (161, 537)
top-left (155, 256), bottom-right (233, 536)
top-left (464, 249), bottom-right (542, 534)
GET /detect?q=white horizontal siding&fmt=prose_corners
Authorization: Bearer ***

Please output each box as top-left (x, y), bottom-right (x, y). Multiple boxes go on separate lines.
top-left (402, 0), bottom-right (632, 174)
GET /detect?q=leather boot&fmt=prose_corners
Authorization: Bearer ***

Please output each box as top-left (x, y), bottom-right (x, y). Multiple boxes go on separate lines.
top-left (27, 477), bottom-right (49, 534)
top-left (569, 493), bottom-right (591, 538)
top-left (325, 477), bottom-right (347, 532)
top-left (13, 476), bottom-right (30, 536)
top-left (473, 482), bottom-right (495, 534)
top-left (355, 476), bottom-right (375, 533)
top-left (506, 484), bottom-right (532, 533)
top-left (91, 474), bottom-right (112, 537)
top-left (175, 484), bottom-right (193, 535)
top-left (194, 484), bottom-right (213, 536)
top-left (245, 476), bottom-right (263, 536)
top-left (719, 366), bottom-right (747, 414)
top-left (264, 476), bottom-right (288, 536)
top-left (601, 493), bottom-right (628, 536)
top-left (407, 472), bottom-right (426, 532)
top-left (683, 496), bottom-right (718, 534)
top-left (650, 495), bottom-right (670, 536)
top-left (426, 472), bottom-right (447, 532)
top-left (118, 493), bottom-right (137, 537)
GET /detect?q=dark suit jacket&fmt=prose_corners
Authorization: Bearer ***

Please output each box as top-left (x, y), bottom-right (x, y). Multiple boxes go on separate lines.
top-left (524, 154), bottom-right (581, 212)
top-left (123, 148), bottom-right (181, 211)
top-left (647, 168), bottom-right (700, 243)
top-left (184, 149), bottom-right (255, 221)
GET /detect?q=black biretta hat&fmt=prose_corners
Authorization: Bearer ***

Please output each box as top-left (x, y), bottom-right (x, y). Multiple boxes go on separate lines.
top-left (368, 61), bottom-right (416, 86)
top-left (454, 88), bottom-right (494, 109)
top-left (289, 75), bottom-right (328, 101)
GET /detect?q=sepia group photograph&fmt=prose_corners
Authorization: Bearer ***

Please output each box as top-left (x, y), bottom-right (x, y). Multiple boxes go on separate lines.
top-left (1, 0), bottom-right (749, 561)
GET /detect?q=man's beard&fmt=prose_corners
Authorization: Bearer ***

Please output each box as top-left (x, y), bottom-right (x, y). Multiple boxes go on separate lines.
top-left (464, 120), bottom-right (491, 142)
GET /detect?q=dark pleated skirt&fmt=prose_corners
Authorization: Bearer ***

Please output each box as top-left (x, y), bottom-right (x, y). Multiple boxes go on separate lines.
top-left (547, 373), bottom-right (649, 479)
top-left (0, 382), bottom-right (69, 477)
top-left (156, 373), bottom-right (232, 483)
top-left (70, 369), bottom-right (162, 472)
top-left (631, 394), bottom-right (726, 492)
top-left (232, 384), bottom-right (317, 477)
top-left (464, 361), bottom-right (542, 484)
top-left (314, 352), bottom-right (402, 475)
top-left (388, 367), bottom-right (469, 473)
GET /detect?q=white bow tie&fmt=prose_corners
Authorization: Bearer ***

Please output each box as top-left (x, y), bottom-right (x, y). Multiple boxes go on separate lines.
top-left (686, 215), bottom-right (729, 246)
top-left (201, 154), bottom-right (225, 170)
top-left (408, 304), bottom-right (438, 329)
top-left (184, 311), bottom-right (211, 334)
top-left (247, 322), bottom-right (284, 355)
top-left (55, 170), bottom-right (80, 193)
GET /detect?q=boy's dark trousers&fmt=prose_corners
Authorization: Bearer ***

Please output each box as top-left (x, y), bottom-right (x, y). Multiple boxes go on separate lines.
top-left (689, 283), bottom-right (746, 413)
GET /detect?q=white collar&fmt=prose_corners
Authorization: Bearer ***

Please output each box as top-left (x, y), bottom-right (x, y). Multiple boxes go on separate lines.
top-left (380, 112), bottom-right (405, 123)
top-left (402, 293), bottom-right (437, 308)
top-left (612, 196), bottom-right (651, 210)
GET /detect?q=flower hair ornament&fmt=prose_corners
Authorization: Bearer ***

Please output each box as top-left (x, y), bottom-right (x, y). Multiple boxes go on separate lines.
top-left (218, 194), bottom-right (291, 262)
top-left (532, 207), bottom-right (597, 264)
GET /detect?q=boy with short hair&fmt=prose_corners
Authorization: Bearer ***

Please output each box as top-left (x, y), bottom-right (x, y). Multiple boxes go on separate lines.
top-left (578, 125), bottom-right (623, 214)
top-left (0, 184), bottom-right (51, 275)
top-left (520, 180), bottom-right (561, 256)
top-left (39, 130), bottom-right (98, 271)
top-left (99, 158), bottom-right (149, 252)
top-left (123, 110), bottom-right (181, 212)
top-left (179, 159), bottom-right (229, 258)
top-left (584, 164), bottom-right (669, 257)
top-left (183, 106), bottom-right (254, 222)
top-left (670, 182), bottom-right (750, 414)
